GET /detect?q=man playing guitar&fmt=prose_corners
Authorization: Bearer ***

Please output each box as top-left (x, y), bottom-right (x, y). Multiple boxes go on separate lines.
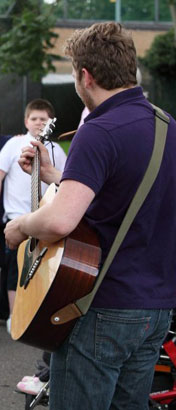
top-left (5, 22), bottom-right (176, 410)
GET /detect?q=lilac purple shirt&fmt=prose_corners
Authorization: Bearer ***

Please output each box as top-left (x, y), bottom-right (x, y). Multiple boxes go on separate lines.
top-left (61, 87), bottom-right (176, 309)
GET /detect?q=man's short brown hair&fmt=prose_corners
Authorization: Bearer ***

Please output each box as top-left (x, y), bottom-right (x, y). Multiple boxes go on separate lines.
top-left (25, 98), bottom-right (55, 119)
top-left (65, 22), bottom-right (137, 90)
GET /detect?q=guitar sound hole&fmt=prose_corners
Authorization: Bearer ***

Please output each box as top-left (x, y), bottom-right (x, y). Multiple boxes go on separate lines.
top-left (30, 238), bottom-right (38, 252)
top-left (20, 237), bottom-right (39, 287)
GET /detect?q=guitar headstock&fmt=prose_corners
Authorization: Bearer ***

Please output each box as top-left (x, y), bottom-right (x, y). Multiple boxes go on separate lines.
top-left (37, 117), bottom-right (57, 143)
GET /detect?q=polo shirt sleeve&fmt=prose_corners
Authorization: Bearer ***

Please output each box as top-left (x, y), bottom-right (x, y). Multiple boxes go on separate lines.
top-left (61, 122), bottom-right (117, 194)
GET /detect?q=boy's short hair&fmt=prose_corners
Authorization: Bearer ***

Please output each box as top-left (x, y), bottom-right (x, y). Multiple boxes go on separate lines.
top-left (25, 99), bottom-right (55, 119)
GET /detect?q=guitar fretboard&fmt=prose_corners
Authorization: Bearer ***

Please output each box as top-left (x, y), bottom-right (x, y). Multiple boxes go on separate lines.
top-left (31, 147), bottom-right (41, 213)
top-left (30, 117), bottom-right (57, 212)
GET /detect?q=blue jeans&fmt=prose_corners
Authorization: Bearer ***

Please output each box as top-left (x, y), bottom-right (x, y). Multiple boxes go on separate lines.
top-left (50, 308), bottom-right (172, 410)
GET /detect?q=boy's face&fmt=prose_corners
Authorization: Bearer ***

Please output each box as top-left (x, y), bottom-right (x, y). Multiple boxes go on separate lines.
top-left (25, 110), bottom-right (50, 138)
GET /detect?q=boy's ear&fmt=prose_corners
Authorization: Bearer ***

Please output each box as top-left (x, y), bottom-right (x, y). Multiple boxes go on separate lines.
top-left (24, 118), bottom-right (28, 129)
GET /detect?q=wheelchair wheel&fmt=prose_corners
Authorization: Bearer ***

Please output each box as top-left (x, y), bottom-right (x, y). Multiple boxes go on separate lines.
top-left (149, 400), bottom-right (169, 409)
top-left (24, 381), bottom-right (49, 409)
top-left (168, 399), bottom-right (176, 409)
top-left (25, 394), bottom-right (35, 410)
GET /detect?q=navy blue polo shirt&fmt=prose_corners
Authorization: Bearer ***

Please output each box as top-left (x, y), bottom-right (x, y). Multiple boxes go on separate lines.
top-left (61, 87), bottom-right (176, 309)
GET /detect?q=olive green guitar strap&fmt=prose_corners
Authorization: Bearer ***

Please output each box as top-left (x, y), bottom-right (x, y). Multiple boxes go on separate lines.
top-left (75, 104), bottom-right (170, 315)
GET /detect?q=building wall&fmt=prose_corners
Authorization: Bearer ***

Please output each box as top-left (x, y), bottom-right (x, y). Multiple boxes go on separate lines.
top-left (51, 26), bottom-right (167, 73)
top-left (0, 23), bottom-right (171, 135)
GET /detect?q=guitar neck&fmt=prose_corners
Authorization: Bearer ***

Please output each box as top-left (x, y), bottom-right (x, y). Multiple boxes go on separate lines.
top-left (31, 147), bottom-right (41, 212)
top-left (30, 117), bottom-right (57, 212)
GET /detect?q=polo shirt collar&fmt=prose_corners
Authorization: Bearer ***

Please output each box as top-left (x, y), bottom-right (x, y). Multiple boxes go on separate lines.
top-left (26, 132), bottom-right (35, 139)
top-left (85, 86), bottom-right (145, 122)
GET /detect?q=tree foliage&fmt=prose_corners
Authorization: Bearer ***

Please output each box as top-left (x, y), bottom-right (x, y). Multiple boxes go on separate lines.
top-left (169, 0), bottom-right (176, 43)
top-left (54, 0), bottom-right (171, 21)
top-left (140, 29), bottom-right (176, 76)
top-left (55, 0), bottom-right (114, 20)
top-left (141, 0), bottom-right (176, 77)
top-left (0, 0), bottom-right (12, 15)
top-left (0, 0), bottom-right (60, 81)
top-left (0, 0), bottom-right (173, 22)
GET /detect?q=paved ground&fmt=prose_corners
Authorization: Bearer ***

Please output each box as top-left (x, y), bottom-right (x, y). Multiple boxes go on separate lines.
top-left (0, 319), bottom-right (45, 410)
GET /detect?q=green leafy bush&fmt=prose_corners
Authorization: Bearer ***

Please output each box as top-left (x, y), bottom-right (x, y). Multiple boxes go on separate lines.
top-left (140, 29), bottom-right (176, 77)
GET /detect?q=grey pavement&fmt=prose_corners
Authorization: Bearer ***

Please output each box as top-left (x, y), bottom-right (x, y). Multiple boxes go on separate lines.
top-left (0, 319), bottom-right (45, 410)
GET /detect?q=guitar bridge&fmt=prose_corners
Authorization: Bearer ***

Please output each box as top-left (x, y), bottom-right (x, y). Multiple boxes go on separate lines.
top-left (24, 247), bottom-right (48, 289)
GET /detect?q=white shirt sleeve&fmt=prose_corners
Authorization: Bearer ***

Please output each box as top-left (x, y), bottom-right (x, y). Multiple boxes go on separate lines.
top-left (0, 137), bottom-right (18, 173)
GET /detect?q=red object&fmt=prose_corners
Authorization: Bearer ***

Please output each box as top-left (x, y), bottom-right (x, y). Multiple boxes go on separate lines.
top-left (150, 335), bottom-right (176, 406)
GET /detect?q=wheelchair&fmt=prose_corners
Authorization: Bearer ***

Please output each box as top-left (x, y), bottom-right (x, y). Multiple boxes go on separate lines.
top-left (16, 351), bottom-right (50, 410)
top-left (23, 380), bottom-right (49, 410)
top-left (149, 313), bottom-right (176, 410)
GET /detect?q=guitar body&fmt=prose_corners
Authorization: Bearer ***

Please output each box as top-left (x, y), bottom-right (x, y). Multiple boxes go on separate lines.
top-left (11, 184), bottom-right (101, 352)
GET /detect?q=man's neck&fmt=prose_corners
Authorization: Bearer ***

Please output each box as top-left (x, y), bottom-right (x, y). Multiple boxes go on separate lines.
top-left (92, 85), bottom-right (135, 109)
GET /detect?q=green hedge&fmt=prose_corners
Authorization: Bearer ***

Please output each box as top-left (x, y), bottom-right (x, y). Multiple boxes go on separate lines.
top-left (140, 29), bottom-right (176, 77)
top-left (58, 140), bottom-right (71, 155)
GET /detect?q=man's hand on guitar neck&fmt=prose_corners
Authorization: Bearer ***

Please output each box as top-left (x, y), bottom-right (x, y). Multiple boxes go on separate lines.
top-left (18, 140), bottom-right (61, 185)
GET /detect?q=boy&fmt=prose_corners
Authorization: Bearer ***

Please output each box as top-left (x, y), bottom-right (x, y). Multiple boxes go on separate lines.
top-left (0, 98), bottom-right (66, 333)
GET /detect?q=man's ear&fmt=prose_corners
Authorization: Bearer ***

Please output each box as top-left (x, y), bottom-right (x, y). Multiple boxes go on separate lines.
top-left (82, 68), bottom-right (94, 88)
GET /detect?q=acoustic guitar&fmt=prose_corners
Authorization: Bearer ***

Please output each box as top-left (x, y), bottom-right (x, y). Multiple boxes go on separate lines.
top-left (11, 120), bottom-right (101, 352)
